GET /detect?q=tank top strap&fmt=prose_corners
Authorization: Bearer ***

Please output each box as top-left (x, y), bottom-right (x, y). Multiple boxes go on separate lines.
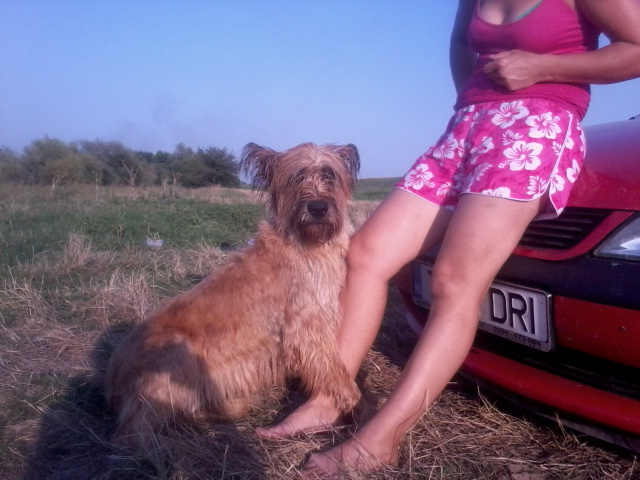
top-left (515, 1), bottom-right (542, 21)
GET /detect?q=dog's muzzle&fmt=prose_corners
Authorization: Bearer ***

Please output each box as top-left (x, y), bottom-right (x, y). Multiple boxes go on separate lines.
top-left (307, 200), bottom-right (329, 219)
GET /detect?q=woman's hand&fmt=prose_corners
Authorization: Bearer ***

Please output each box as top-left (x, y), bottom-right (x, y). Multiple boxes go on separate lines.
top-left (484, 1), bottom-right (640, 90)
top-left (483, 50), bottom-right (549, 91)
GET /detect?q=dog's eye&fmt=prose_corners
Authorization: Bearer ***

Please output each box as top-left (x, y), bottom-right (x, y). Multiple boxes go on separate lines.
top-left (293, 171), bottom-right (306, 185)
top-left (321, 168), bottom-right (335, 182)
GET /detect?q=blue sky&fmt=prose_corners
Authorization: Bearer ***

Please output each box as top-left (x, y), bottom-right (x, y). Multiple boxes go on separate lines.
top-left (2, 1), bottom-right (639, 178)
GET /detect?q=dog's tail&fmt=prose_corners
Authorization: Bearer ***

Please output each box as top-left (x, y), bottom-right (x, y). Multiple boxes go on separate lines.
top-left (105, 363), bottom-right (169, 452)
top-left (109, 396), bottom-right (169, 453)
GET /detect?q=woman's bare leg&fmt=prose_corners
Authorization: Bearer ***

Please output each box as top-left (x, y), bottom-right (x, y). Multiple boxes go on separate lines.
top-left (256, 189), bottom-right (451, 438)
top-left (300, 193), bottom-right (543, 477)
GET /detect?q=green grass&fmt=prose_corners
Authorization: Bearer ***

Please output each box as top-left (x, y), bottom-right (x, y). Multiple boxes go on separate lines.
top-left (354, 177), bottom-right (401, 201)
top-left (0, 185), bottom-right (264, 269)
top-left (0, 180), bottom-right (394, 270)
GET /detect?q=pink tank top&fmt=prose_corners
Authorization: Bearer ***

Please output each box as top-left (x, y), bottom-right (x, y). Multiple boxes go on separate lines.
top-left (454, 0), bottom-right (600, 119)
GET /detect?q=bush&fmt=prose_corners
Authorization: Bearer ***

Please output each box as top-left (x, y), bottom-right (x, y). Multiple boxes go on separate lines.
top-left (2, 138), bottom-right (243, 188)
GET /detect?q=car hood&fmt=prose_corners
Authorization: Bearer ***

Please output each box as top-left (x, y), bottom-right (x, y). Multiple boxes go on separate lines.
top-left (568, 118), bottom-right (640, 211)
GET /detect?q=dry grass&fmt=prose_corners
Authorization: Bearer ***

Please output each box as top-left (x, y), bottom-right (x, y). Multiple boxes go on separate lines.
top-left (0, 202), bottom-right (638, 480)
top-left (6, 183), bottom-right (264, 205)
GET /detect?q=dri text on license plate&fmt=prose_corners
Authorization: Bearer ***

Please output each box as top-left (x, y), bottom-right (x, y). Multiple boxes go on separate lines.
top-left (410, 261), bottom-right (554, 352)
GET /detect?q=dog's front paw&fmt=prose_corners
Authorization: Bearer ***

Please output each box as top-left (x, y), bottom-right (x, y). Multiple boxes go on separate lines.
top-left (332, 379), bottom-right (361, 413)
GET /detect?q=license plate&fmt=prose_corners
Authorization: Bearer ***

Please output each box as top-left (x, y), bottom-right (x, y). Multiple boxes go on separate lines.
top-left (411, 261), bottom-right (554, 352)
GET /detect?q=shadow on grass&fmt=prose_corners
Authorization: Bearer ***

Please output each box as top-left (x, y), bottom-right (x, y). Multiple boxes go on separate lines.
top-left (22, 324), bottom-right (268, 480)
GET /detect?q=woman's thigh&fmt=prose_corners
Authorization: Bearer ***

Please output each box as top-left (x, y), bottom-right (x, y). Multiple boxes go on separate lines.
top-left (431, 193), bottom-right (542, 301)
top-left (349, 189), bottom-right (453, 278)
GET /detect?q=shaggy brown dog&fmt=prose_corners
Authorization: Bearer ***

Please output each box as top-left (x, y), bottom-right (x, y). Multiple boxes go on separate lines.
top-left (104, 142), bottom-right (362, 450)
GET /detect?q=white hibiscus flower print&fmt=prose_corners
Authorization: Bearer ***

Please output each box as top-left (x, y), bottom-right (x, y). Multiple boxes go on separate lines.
top-left (432, 135), bottom-right (458, 161)
top-left (490, 101), bottom-right (529, 129)
top-left (502, 130), bottom-right (522, 145)
top-left (526, 112), bottom-right (561, 139)
top-left (403, 164), bottom-right (434, 190)
top-left (482, 187), bottom-right (512, 197)
top-left (552, 133), bottom-right (574, 155)
top-left (549, 173), bottom-right (566, 193)
top-left (527, 175), bottom-right (547, 196)
top-left (566, 159), bottom-right (581, 183)
top-left (469, 136), bottom-right (495, 164)
top-left (436, 182), bottom-right (452, 197)
top-left (502, 141), bottom-right (543, 171)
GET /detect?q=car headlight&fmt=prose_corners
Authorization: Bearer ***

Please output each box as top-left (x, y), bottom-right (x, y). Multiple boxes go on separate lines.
top-left (594, 215), bottom-right (640, 261)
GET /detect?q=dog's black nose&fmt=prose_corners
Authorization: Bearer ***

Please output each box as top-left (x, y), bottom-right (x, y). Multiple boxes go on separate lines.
top-left (308, 201), bottom-right (329, 218)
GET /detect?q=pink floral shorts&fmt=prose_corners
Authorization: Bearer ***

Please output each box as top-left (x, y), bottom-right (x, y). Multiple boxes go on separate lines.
top-left (396, 99), bottom-right (586, 220)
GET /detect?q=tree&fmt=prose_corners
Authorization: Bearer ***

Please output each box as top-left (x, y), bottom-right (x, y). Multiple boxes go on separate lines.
top-left (171, 146), bottom-right (240, 188)
top-left (0, 146), bottom-right (18, 163)
top-left (0, 146), bottom-right (23, 183)
top-left (22, 137), bottom-right (77, 184)
top-left (135, 150), bottom-right (172, 185)
top-left (198, 147), bottom-right (241, 188)
top-left (77, 139), bottom-right (155, 186)
top-left (0, 137), bottom-right (239, 188)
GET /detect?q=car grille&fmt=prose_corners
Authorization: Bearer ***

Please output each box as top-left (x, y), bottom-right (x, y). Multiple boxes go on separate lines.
top-left (519, 207), bottom-right (610, 250)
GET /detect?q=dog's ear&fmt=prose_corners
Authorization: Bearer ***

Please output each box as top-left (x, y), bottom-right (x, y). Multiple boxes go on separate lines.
top-left (240, 143), bottom-right (279, 191)
top-left (336, 144), bottom-right (360, 190)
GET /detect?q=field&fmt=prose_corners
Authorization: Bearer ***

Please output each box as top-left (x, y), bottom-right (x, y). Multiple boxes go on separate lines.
top-left (0, 182), bottom-right (637, 479)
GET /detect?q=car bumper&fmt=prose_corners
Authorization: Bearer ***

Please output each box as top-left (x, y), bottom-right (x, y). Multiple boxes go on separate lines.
top-left (462, 346), bottom-right (640, 435)
top-left (396, 253), bottom-right (640, 449)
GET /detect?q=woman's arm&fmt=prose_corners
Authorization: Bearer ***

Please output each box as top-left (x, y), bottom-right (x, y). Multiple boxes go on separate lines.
top-left (450, 0), bottom-right (478, 94)
top-left (483, 0), bottom-right (640, 91)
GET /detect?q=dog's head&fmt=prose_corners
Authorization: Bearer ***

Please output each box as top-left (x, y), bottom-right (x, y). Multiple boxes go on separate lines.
top-left (240, 142), bottom-right (360, 245)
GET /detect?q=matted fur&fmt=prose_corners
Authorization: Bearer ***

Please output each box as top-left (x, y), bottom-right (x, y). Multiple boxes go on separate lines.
top-left (104, 142), bottom-right (361, 450)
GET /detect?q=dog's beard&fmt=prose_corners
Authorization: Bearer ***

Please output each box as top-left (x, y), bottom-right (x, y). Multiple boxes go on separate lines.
top-left (291, 202), bottom-right (342, 245)
top-left (297, 220), bottom-right (339, 245)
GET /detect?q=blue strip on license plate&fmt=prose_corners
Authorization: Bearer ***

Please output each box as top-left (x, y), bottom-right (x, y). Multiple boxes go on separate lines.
top-left (411, 261), bottom-right (554, 352)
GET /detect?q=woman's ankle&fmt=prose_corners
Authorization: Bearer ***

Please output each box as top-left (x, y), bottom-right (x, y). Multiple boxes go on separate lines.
top-left (352, 425), bottom-right (401, 466)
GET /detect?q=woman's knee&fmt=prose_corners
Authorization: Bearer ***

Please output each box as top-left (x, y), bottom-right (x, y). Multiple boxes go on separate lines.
top-left (346, 229), bottom-right (380, 272)
top-left (429, 264), bottom-right (459, 302)
top-left (429, 261), bottom-right (486, 306)
top-left (346, 229), bottom-right (401, 281)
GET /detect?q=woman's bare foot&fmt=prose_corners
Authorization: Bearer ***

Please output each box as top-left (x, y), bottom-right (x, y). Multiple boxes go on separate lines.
top-left (256, 395), bottom-right (342, 439)
top-left (300, 434), bottom-right (398, 479)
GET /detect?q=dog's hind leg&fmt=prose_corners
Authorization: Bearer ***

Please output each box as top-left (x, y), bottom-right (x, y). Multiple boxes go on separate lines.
top-left (108, 338), bottom-right (211, 452)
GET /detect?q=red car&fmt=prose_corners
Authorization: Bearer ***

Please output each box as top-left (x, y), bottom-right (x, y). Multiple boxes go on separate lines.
top-left (395, 115), bottom-right (640, 451)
